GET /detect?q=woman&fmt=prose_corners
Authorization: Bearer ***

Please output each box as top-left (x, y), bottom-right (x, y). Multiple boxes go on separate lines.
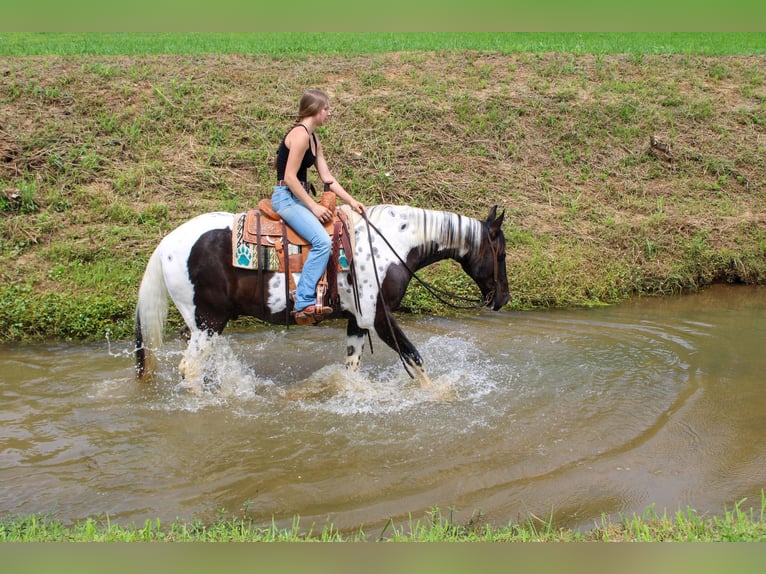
top-left (272, 89), bottom-right (365, 325)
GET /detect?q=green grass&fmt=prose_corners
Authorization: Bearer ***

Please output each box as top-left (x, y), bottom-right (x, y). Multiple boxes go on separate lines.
top-left (2, 495), bottom-right (765, 541)
top-left (0, 32), bottom-right (764, 56)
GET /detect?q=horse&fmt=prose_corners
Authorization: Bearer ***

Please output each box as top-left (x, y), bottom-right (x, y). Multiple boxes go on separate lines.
top-left (134, 204), bottom-right (509, 391)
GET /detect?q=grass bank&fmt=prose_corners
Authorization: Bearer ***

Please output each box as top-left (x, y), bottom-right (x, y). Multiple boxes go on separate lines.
top-left (3, 496), bottom-right (765, 541)
top-left (0, 34), bottom-right (765, 342)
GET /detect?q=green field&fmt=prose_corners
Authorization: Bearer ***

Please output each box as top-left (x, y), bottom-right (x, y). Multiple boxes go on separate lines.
top-left (1, 32), bottom-right (765, 56)
top-left (2, 33), bottom-right (765, 341)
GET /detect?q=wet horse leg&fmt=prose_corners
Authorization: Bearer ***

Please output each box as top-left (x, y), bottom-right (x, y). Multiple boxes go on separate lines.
top-left (373, 304), bottom-right (433, 389)
top-left (345, 314), bottom-right (367, 372)
top-left (176, 328), bottom-right (216, 394)
top-left (177, 308), bottom-right (230, 394)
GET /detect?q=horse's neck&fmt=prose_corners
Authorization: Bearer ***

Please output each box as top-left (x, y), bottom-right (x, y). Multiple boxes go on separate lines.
top-left (368, 206), bottom-right (481, 269)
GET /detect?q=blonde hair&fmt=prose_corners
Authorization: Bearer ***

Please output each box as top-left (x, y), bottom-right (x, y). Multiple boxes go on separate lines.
top-left (297, 89), bottom-right (329, 120)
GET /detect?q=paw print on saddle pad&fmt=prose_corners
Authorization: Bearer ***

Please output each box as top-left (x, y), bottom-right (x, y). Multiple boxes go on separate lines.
top-left (236, 244), bottom-right (253, 267)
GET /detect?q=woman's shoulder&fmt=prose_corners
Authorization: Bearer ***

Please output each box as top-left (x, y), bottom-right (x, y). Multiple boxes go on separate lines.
top-left (285, 124), bottom-right (310, 147)
top-left (289, 123), bottom-right (312, 136)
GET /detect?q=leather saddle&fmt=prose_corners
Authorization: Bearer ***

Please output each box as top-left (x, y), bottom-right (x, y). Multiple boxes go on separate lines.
top-left (241, 192), bottom-right (355, 321)
top-left (244, 191), bottom-right (338, 252)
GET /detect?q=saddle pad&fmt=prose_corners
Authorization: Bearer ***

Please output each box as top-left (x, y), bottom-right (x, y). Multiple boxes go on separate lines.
top-left (232, 212), bottom-right (297, 270)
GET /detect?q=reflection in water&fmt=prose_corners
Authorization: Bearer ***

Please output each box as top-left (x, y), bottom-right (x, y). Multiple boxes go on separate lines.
top-left (0, 285), bottom-right (764, 532)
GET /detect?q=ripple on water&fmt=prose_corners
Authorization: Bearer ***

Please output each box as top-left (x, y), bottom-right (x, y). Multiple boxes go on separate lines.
top-left (139, 312), bottom-right (702, 436)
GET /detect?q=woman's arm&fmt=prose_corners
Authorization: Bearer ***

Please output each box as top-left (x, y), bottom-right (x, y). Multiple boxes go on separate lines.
top-left (315, 140), bottom-right (365, 213)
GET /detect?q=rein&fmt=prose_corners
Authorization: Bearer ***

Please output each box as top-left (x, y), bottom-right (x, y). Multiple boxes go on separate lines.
top-left (362, 212), bottom-right (414, 378)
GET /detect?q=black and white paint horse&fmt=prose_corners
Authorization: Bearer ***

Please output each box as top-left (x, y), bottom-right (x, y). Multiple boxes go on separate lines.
top-left (135, 204), bottom-right (509, 390)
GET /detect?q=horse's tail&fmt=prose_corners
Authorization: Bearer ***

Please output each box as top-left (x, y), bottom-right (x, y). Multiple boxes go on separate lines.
top-left (135, 247), bottom-right (168, 380)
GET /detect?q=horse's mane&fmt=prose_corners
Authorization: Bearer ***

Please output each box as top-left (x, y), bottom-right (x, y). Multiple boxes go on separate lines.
top-left (367, 205), bottom-right (483, 257)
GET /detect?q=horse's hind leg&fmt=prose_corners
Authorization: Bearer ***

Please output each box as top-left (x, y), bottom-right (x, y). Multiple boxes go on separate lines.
top-left (176, 328), bottom-right (216, 394)
top-left (345, 314), bottom-right (368, 372)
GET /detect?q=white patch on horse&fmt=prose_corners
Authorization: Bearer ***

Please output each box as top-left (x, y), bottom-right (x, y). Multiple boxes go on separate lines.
top-left (264, 206), bottom-right (482, 327)
top-left (345, 206), bottom-right (483, 329)
top-left (267, 274), bottom-right (288, 313)
top-left (159, 212), bottom-right (232, 328)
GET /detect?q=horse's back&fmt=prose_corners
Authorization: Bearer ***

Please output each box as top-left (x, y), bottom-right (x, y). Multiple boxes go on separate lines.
top-left (164, 212), bottom-right (233, 243)
top-left (157, 212), bottom-right (232, 261)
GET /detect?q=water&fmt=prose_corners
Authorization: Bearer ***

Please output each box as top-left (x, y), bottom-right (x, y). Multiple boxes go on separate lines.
top-left (1, 285), bottom-right (764, 533)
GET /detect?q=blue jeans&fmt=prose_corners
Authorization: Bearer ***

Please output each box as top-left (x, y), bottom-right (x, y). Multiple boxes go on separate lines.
top-left (271, 186), bottom-right (331, 311)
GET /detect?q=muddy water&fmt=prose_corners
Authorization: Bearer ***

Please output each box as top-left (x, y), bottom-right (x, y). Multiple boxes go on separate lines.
top-left (1, 285), bottom-right (764, 532)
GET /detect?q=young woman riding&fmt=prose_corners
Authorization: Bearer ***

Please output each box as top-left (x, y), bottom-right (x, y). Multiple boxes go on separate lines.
top-left (272, 89), bottom-right (365, 325)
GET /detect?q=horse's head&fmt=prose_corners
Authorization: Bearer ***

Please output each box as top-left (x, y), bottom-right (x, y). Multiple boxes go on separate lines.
top-left (462, 206), bottom-right (510, 311)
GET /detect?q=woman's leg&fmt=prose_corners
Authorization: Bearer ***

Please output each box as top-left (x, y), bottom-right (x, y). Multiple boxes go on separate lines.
top-left (272, 187), bottom-right (332, 311)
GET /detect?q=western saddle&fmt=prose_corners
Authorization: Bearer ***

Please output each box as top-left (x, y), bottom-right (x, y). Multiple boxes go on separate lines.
top-left (241, 192), bottom-right (354, 325)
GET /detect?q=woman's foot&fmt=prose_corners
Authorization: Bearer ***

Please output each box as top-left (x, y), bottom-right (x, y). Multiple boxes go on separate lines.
top-left (293, 304), bottom-right (333, 325)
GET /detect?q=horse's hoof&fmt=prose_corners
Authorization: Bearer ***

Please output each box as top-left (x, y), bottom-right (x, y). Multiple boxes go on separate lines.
top-left (345, 357), bottom-right (361, 371)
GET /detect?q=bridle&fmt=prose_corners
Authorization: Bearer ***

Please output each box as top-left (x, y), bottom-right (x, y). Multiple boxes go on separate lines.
top-left (484, 227), bottom-right (503, 307)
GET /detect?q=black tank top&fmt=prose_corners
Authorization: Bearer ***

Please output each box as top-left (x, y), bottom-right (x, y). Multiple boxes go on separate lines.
top-left (275, 124), bottom-right (317, 181)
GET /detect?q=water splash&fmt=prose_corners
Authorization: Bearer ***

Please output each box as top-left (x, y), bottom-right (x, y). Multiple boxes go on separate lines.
top-left (142, 327), bottom-right (509, 417)
top-left (142, 334), bottom-right (279, 412)
top-left (278, 332), bottom-right (509, 416)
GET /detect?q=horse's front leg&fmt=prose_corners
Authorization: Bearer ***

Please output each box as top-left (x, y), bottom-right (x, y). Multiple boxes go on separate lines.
top-left (345, 314), bottom-right (367, 372)
top-left (373, 304), bottom-right (433, 389)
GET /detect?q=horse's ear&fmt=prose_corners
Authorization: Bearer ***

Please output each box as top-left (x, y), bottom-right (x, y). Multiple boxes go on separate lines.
top-left (487, 206), bottom-right (505, 238)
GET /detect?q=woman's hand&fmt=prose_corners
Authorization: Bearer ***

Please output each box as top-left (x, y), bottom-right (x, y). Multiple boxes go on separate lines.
top-left (348, 199), bottom-right (365, 215)
top-left (312, 204), bottom-right (332, 224)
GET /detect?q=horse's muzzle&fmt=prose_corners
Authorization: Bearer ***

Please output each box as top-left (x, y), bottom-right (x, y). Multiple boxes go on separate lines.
top-left (485, 288), bottom-right (510, 311)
